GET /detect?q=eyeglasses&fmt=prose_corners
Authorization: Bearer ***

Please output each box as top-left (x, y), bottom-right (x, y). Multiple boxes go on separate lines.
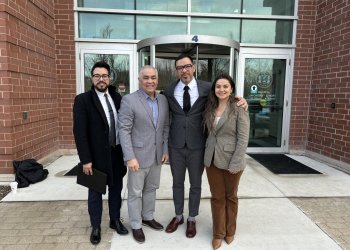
top-left (175, 64), bottom-right (193, 72)
top-left (92, 74), bottom-right (110, 80)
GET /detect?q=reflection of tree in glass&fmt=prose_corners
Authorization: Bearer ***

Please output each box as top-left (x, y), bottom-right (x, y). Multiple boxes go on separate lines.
top-left (101, 24), bottom-right (113, 39)
top-left (197, 58), bottom-right (230, 82)
top-left (83, 54), bottom-right (130, 95)
top-left (156, 59), bottom-right (176, 91)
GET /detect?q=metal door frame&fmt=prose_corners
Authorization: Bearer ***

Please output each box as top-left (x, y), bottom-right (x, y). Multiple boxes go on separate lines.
top-left (137, 35), bottom-right (240, 77)
top-left (238, 47), bottom-right (294, 153)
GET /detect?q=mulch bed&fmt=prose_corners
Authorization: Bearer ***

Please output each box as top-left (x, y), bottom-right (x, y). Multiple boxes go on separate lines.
top-left (0, 185), bottom-right (11, 200)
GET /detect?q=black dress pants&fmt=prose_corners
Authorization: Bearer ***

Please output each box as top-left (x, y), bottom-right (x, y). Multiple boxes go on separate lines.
top-left (88, 146), bottom-right (125, 227)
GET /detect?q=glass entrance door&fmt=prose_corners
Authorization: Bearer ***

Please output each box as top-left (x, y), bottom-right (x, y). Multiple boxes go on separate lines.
top-left (76, 43), bottom-right (136, 95)
top-left (137, 35), bottom-right (239, 91)
top-left (238, 49), bottom-right (292, 152)
top-left (81, 52), bottom-right (130, 95)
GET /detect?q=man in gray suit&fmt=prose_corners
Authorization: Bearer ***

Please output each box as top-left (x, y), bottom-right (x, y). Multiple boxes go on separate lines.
top-left (119, 66), bottom-right (170, 244)
top-left (164, 54), bottom-right (247, 238)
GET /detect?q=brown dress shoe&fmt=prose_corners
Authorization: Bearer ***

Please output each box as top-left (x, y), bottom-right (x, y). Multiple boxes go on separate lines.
top-left (186, 220), bottom-right (196, 238)
top-left (142, 219), bottom-right (164, 231)
top-left (212, 239), bottom-right (222, 250)
top-left (224, 236), bottom-right (234, 244)
top-left (165, 217), bottom-right (184, 233)
top-left (132, 228), bottom-right (145, 244)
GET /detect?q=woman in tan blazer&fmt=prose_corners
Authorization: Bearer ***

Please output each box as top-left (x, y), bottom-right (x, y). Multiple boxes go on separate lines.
top-left (203, 74), bottom-right (250, 250)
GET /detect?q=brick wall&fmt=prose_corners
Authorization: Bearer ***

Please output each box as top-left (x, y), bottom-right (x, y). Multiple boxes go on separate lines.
top-left (307, 0), bottom-right (350, 164)
top-left (54, 0), bottom-right (75, 150)
top-left (289, 0), bottom-right (317, 152)
top-left (0, 0), bottom-right (58, 174)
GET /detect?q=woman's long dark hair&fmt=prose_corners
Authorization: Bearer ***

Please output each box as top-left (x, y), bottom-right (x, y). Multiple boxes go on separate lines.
top-left (203, 73), bottom-right (237, 132)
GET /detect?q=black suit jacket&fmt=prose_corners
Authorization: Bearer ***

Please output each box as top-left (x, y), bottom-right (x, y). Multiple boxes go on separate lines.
top-left (164, 79), bottom-right (212, 150)
top-left (73, 85), bottom-right (126, 186)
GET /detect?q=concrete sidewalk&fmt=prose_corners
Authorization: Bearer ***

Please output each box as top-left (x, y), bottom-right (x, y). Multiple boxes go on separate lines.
top-left (1, 154), bottom-right (350, 249)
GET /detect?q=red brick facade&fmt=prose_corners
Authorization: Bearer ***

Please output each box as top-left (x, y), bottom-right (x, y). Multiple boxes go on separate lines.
top-left (289, 0), bottom-right (316, 152)
top-left (54, 0), bottom-right (75, 150)
top-left (307, 1), bottom-right (350, 164)
top-left (291, 0), bottom-right (350, 165)
top-left (0, 0), bottom-right (75, 173)
top-left (0, 0), bottom-right (349, 174)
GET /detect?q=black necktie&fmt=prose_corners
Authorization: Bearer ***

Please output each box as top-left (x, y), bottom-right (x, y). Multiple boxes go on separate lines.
top-left (104, 94), bottom-right (116, 146)
top-left (183, 85), bottom-right (191, 113)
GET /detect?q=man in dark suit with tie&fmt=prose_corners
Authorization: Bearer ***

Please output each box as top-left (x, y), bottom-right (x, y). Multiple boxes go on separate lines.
top-left (163, 54), bottom-right (247, 238)
top-left (73, 61), bottom-right (128, 245)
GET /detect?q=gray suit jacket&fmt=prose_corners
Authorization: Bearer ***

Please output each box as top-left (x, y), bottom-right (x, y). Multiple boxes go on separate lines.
top-left (164, 79), bottom-right (212, 150)
top-left (203, 104), bottom-right (250, 173)
top-left (118, 90), bottom-right (170, 168)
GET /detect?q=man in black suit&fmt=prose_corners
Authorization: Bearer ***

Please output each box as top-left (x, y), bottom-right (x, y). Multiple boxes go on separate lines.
top-left (164, 54), bottom-right (247, 238)
top-left (73, 61), bottom-right (128, 245)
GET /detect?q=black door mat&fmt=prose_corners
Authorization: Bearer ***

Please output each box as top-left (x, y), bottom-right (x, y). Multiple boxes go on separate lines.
top-left (64, 164), bottom-right (78, 176)
top-left (248, 154), bottom-right (322, 174)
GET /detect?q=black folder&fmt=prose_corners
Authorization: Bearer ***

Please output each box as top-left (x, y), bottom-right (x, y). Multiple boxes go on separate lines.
top-left (76, 163), bottom-right (107, 194)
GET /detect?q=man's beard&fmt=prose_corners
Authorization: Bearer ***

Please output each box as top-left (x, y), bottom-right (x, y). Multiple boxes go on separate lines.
top-left (94, 82), bottom-right (108, 92)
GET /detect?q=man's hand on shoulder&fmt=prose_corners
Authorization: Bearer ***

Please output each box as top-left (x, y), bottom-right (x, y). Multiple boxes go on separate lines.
top-left (236, 97), bottom-right (248, 111)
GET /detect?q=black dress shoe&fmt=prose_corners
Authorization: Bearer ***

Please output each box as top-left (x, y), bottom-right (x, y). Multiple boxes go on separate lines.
top-left (132, 228), bottom-right (145, 244)
top-left (90, 227), bottom-right (101, 245)
top-left (110, 219), bottom-right (129, 235)
top-left (142, 219), bottom-right (164, 231)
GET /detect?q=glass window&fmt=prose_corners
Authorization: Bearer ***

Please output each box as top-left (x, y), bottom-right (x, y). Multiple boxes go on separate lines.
top-left (244, 58), bottom-right (286, 147)
top-left (79, 13), bottom-right (134, 39)
top-left (191, 18), bottom-right (240, 41)
top-left (241, 20), bottom-right (293, 44)
top-left (136, 16), bottom-right (187, 40)
top-left (155, 57), bottom-right (177, 92)
top-left (192, 0), bottom-right (241, 14)
top-left (243, 0), bottom-right (294, 16)
top-left (77, 0), bottom-right (134, 9)
top-left (83, 53), bottom-right (130, 96)
top-left (197, 57), bottom-right (230, 83)
top-left (139, 47), bottom-right (151, 69)
top-left (136, 0), bottom-right (187, 11)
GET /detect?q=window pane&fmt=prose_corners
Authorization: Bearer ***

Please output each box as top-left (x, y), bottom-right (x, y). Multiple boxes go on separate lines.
top-left (191, 18), bottom-right (240, 41)
top-left (192, 0), bottom-right (241, 14)
top-left (244, 58), bottom-right (286, 147)
top-left (136, 0), bottom-right (187, 11)
top-left (77, 0), bottom-right (134, 9)
top-left (197, 57), bottom-right (230, 83)
top-left (243, 0), bottom-right (294, 16)
top-left (139, 47), bottom-right (151, 68)
top-left (79, 13), bottom-right (134, 39)
top-left (155, 57), bottom-right (177, 92)
top-left (241, 20), bottom-right (293, 44)
top-left (136, 16), bottom-right (187, 40)
top-left (83, 53), bottom-right (130, 96)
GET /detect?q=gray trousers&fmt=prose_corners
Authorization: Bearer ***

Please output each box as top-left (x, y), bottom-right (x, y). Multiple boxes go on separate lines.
top-left (127, 163), bottom-right (161, 229)
top-left (169, 146), bottom-right (204, 217)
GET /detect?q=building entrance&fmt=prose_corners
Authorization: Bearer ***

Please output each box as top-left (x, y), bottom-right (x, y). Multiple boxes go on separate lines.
top-left (136, 36), bottom-right (291, 152)
top-left (137, 35), bottom-right (240, 91)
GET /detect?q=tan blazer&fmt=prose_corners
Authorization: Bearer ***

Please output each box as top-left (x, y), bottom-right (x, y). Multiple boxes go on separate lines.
top-left (204, 104), bottom-right (250, 173)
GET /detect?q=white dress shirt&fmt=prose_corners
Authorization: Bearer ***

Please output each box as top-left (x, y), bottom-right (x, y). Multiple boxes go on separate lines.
top-left (95, 89), bottom-right (120, 144)
top-left (174, 78), bottom-right (199, 109)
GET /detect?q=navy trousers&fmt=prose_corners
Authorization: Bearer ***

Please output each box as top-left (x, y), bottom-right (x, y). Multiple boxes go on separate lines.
top-left (88, 146), bottom-right (125, 227)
